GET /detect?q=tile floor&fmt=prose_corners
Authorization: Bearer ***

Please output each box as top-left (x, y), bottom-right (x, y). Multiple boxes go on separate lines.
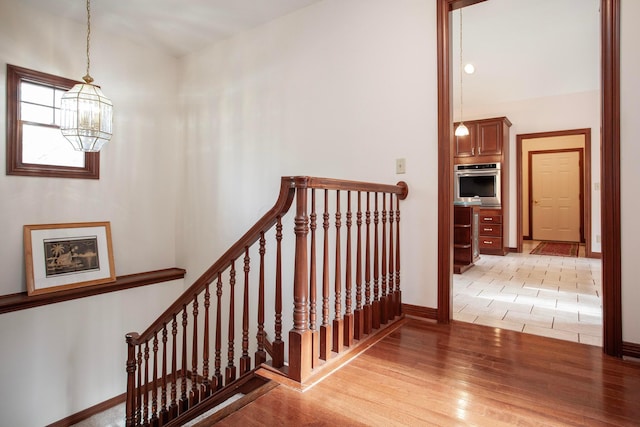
top-left (453, 240), bottom-right (603, 346)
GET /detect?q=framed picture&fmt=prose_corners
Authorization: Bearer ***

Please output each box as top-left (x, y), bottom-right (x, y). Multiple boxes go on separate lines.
top-left (24, 221), bottom-right (116, 296)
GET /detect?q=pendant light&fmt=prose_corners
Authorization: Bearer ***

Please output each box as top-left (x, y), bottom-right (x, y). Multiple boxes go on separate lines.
top-left (60, 0), bottom-right (113, 152)
top-left (454, 8), bottom-right (469, 137)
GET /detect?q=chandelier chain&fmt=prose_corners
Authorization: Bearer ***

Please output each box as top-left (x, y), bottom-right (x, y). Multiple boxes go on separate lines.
top-left (459, 8), bottom-right (464, 123)
top-left (84, 0), bottom-right (93, 83)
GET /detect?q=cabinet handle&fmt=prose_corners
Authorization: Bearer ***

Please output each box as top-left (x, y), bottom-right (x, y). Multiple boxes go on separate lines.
top-left (483, 217), bottom-right (493, 221)
top-left (484, 227), bottom-right (493, 232)
top-left (483, 240), bottom-right (493, 245)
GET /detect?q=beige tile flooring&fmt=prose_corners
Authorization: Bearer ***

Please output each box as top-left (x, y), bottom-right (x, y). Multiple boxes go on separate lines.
top-left (453, 240), bottom-right (603, 346)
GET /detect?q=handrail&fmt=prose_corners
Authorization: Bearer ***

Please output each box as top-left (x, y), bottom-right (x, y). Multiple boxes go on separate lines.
top-left (127, 177), bottom-right (407, 344)
top-left (125, 176), bottom-right (409, 426)
top-left (128, 177), bottom-right (297, 345)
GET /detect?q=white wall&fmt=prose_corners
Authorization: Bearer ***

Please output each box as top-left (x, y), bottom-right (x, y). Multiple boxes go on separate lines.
top-left (621, 0), bottom-right (640, 345)
top-left (0, 1), bottom-right (185, 424)
top-left (0, 280), bottom-right (185, 427)
top-left (177, 0), bottom-right (439, 309)
top-left (0, 0), bottom-right (181, 295)
top-left (460, 90), bottom-right (601, 252)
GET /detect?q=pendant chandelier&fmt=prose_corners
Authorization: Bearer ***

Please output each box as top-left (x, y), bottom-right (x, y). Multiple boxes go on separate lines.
top-left (454, 8), bottom-right (469, 137)
top-left (60, 0), bottom-right (113, 152)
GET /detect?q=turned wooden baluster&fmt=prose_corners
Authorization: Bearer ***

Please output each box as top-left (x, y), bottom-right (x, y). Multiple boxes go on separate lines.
top-left (125, 335), bottom-right (137, 427)
top-left (240, 248), bottom-right (252, 375)
top-left (387, 193), bottom-right (395, 322)
top-left (388, 194), bottom-right (396, 320)
top-left (226, 261), bottom-right (237, 385)
top-left (180, 306), bottom-right (188, 413)
top-left (344, 191), bottom-right (354, 347)
top-left (151, 332), bottom-right (159, 427)
top-left (380, 193), bottom-right (388, 325)
top-left (320, 190), bottom-right (331, 360)
top-left (364, 192), bottom-right (372, 334)
top-left (332, 190), bottom-right (344, 353)
top-left (354, 191), bottom-right (364, 340)
top-left (143, 341), bottom-right (150, 424)
top-left (160, 324), bottom-right (169, 424)
top-left (170, 314), bottom-right (178, 418)
top-left (190, 295), bottom-right (200, 407)
top-left (214, 273), bottom-right (223, 390)
top-left (309, 189), bottom-right (320, 367)
top-left (272, 216), bottom-right (285, 368)
top-left (202, 284), bottom-right (211, 398)
top-left (255, 233), bottom-right (267, 366)
top-left (372, 193), bottom-right (381, 330)
top-left (395, 194), bottom-right (402, 316)
top-left (137, 347), bottom-right (143, 425)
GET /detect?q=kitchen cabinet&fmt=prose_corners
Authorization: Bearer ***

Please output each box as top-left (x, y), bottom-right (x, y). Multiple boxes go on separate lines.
top-left (454, 117), bottom-right (511, 162)
top-left (454, 205), bottom-right (480, 273)
top-left (478, 207), bottom-right (508, 255)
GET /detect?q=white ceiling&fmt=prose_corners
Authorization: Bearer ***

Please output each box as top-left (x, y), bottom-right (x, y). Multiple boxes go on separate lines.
top-left (452, 0), bottom-right (600, 108)
top-left (18, 0), bottom-right (323, 58)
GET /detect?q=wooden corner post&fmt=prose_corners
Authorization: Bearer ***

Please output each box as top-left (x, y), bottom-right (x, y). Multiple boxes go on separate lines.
top-left (289, 177), bottom-right (312, 382)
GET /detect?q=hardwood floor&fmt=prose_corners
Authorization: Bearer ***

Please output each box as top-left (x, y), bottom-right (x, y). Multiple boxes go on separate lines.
top-left (213, 318), bottom-right (640, 426)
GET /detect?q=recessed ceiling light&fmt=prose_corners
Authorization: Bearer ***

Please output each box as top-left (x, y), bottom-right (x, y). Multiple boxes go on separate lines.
top-left (464, 63), bottom-right (475, 74)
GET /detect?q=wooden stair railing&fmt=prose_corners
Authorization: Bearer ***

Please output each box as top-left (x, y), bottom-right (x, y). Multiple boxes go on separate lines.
top-left (124, 176), bottom-right (408, 426)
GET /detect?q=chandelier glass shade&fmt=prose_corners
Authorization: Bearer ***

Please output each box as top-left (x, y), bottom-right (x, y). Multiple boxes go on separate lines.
top-left (60, 0), bottom-right (113, 152)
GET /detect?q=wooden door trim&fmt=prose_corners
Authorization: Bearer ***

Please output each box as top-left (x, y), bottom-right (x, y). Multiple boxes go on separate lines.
top-left (516, 128), bottom-right (592, 255)
top-left (437, 0), bottom-right (622, 356)
top-left (528, 148), bottom-right (585, 243)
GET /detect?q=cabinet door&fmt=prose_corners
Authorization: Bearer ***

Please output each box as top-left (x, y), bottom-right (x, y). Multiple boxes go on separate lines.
top-left (454, 123), bottom-right (476, 157)
top-left (477, 120), bottom-right (502, 156)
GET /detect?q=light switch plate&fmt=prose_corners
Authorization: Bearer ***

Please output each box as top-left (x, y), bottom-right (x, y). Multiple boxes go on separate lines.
top-left (396, 158), bottom-right (406, 174)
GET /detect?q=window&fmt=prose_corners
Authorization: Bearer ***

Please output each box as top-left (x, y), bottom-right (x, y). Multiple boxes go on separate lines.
top-left (6, 64), bottom-right (99, 179)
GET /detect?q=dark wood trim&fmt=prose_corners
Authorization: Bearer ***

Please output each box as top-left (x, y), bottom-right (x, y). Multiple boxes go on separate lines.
top-left (5, 64), bottom-right (100, 179)
top-left (448, 0), bottom-right (487, 11)
top-left (0, 268), bottom-right (186, 315)
top-left (436, 0), bottom-right (452, 324)
top-left (403, 304), bottom-right (438, 320)
top-left (622, 341), bottom-right (640, 359)
top-left (600, 0), bottom-right (622, 357)
top-left (527, 147), bottom-right (585, 243)
top-left (46, 393), bottom-right (126, 427)
top-left (438, 0), bottom-right (622, 357)
top-left (516, 129), bottom-right (592, 255)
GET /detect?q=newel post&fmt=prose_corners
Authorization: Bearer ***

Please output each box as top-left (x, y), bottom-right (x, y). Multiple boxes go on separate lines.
top-left (289, 177), bottom-right (312, 382)
top-left (125, 333), bottom-right (139, 427)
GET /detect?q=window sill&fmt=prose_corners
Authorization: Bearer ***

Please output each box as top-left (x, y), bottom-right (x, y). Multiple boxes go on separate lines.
top-left (0, 267), bottom-right (186, 315)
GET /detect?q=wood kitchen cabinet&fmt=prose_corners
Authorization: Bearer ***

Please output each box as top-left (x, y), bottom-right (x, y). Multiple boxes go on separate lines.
top-left (454, 205), bottom-right (480, 273)
top-left (454, 117), bottom-right (511, 163)
top-left (478, 207), bottom-right (508, 255)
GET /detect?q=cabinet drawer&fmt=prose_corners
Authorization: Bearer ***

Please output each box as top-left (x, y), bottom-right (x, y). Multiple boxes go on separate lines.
top-left (480, 214), bottom-right (501, 224)
top-left (479, 225), bottom-right (501, 237)
top-left (480, 237), bottom-right (502, 250)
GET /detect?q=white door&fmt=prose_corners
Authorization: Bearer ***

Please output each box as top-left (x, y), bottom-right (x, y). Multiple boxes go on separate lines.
top-left (531, 151), bottom-right (581, 242)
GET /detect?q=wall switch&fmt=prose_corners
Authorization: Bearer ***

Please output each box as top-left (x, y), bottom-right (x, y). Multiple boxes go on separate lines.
top-left (594, 182), bottom-right (600, 191)
top-left (396, 158), bottom-right (406, 174)
top-left (596, 234), bottom-right (601, 243)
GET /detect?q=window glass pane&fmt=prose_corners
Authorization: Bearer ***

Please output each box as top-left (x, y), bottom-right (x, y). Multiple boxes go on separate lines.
top-left (21, 123), bottom-right (85, 167)
top-left (20, 82), bottom-right (54, 106)
top-left (21, 103), bottom-right (56, 124)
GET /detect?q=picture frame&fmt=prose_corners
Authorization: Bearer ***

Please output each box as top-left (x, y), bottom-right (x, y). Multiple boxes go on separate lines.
top-left (24, 221), bottom-right (116, 296)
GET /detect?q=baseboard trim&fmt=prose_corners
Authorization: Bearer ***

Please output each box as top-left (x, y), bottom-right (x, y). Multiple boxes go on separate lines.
top-left (47, 392), bottom-right (125, 427)
top-left (402, 304), bottom-right (437, 320)
top-left (622, 341), bottom-right (640, 359)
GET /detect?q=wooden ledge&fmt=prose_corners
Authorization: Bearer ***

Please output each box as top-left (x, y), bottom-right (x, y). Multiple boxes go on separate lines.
top-left (0, 267), bottom-right (186, 315)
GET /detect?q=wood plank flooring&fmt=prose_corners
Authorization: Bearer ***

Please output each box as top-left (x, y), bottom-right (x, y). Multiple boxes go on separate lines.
top-left (212, 318), bottom-right (640, 426)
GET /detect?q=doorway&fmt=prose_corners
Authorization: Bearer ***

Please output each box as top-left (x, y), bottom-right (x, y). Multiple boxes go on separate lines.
top-left (437, 0), bottom-right (622, 356)
top-left (516, 129), bottom-right (593, 256)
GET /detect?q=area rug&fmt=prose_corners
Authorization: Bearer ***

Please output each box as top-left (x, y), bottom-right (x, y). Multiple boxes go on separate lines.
top-left (530, 241), bottom-right (579, 257)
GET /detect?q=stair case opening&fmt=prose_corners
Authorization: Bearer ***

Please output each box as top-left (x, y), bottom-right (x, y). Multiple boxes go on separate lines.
top-left (124, 176), bottom-right (408, 426)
